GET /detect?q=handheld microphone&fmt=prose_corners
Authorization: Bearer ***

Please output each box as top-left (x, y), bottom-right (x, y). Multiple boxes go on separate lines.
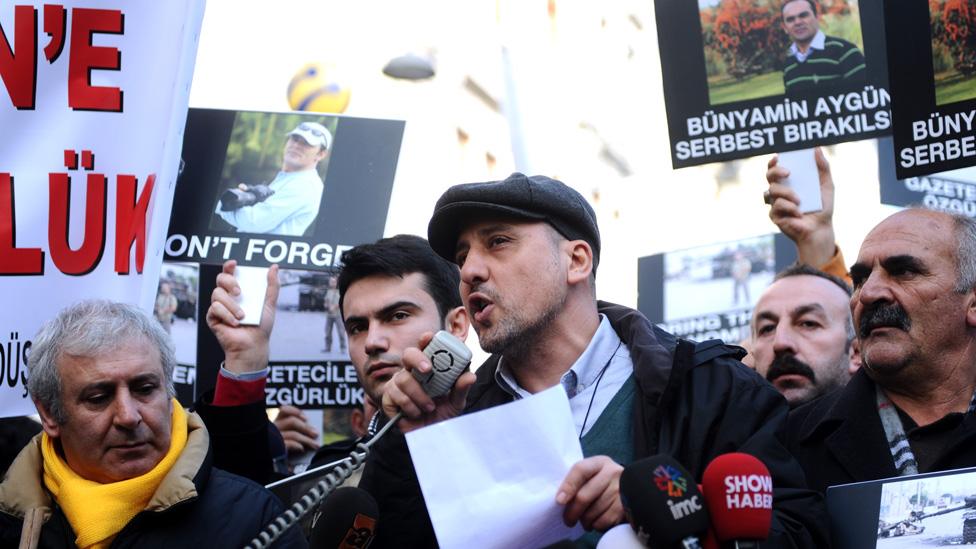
top-left (309, 486), bottom-right (379, 549)
top-left (620, 455), bottom-right (709, 549)
top-left (701, 453), bottom-right (773, 549)
top-left (246, 331), bottom-right (473, 549)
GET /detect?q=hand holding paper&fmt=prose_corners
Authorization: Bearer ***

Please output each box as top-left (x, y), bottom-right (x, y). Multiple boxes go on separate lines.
top-left (406, 386), bottom-right (587, 549)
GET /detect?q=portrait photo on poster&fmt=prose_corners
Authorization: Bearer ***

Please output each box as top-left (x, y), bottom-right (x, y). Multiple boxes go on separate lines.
top-left (657, 0), bottom-right (890, 168)
top-left (165, 108), bottom-right (404, 270)
top-left (885, 0), bottom-right (976, 178)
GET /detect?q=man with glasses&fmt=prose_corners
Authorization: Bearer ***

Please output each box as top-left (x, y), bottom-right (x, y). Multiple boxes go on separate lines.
top-left (781, 0), bottom-right (865, 95)
top-left (215, 122), bottom-right (330, 237)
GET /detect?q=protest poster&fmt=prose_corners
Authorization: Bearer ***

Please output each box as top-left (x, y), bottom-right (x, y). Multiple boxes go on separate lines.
top-left (165, 108), bottom-right (404, 269)
top-left (166, 108), bottom-right (404, 408)
top-left (637, 234), bottom-right (797, 343)
top-left (657, 0), bottom-right (890, 168)
top-left (884, 0), bottom-right (976, 178)
top-left (0, 2), bottom-right (205, 418)
top-left (879, 136), bottom-right (976, 217)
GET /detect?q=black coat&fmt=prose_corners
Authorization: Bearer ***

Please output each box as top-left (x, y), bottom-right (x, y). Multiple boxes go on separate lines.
top-left (360, 301), bottom-right (829, 548)
top-left (787, 368), bottom-right (976, 494)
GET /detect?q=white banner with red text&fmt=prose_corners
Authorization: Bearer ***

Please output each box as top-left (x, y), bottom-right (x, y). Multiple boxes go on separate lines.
top-left (0, 1), bottom-right (205, 417)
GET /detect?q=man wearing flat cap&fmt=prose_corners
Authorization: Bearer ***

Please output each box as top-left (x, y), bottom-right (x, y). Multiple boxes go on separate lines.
top-left (362, 173), bottom-right (827, 547)
top-left (215, 121), bottom-right (330, 237)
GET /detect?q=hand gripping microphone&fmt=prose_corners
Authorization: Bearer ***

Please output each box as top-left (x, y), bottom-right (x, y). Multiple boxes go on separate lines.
top-left (620, 455), bottom-right (710, 549)
top-left (309, 487), bottom-right (379, 549)
top-left (701, 453), bottom-right (773, 549)
top-left (246, 331), bottom-right (471, 549)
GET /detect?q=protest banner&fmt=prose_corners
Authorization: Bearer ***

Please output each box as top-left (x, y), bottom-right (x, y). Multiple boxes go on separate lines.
top-left (0, 2), bottom-right (205, 418)
top-left (879, 136), bottom-right (976, 217)
top-left (884, 0), bottom-right (976, 178)
top-left (657, 0), bottom-right (890, 168)
top-left (165, 108), bottom-right (404, 408)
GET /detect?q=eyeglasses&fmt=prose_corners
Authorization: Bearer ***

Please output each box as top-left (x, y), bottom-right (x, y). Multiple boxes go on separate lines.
top-left (297, 122), bottom-right (327, 139)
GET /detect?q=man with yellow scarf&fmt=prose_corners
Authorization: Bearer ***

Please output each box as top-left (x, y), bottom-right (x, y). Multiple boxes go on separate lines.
top-left (0, 301), bottom-right (306, 548)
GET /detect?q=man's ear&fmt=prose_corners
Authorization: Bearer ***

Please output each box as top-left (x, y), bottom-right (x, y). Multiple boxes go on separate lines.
top-left (848, 339), bottom-right (861, 375)
top-left (34, 400), bottom-right (62, 439)
top-left (444, 305), bottom-right (469, 341)
top-left (565, 240), bottom-right (594, 286)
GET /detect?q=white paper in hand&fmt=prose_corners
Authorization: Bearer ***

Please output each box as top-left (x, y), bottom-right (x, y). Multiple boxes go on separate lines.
top-left (778, 149), bottom-right (823, 213)
top-left (406, 386), bottom-right (585, 549)
top-left (233, 265), bottom-right (268, 326)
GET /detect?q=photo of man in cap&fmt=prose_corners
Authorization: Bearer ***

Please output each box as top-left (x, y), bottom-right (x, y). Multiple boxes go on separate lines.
top-left (214, 121), bottom-right (331, 237)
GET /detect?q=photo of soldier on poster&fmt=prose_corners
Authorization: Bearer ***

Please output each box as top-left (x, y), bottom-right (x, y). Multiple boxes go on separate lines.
top-left (637, 234), bottom-right (796, 344)
top-left (658, 0), bottom-right (889, 168)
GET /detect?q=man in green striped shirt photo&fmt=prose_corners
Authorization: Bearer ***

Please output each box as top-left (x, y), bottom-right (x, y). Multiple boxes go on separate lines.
top-left (781, 0), bottom-right (866, 94)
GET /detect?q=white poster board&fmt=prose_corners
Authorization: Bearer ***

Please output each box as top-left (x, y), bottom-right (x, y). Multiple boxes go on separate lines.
top-left (0, 1), bottom-right (205, 417)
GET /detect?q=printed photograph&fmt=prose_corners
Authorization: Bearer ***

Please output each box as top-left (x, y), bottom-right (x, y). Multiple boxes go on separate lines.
top-left (270, 268), bottom-right (348, 360)
top-left (157, 261), bottom-right (200, 366)
top-left (663, 235), bottom-right (775, 320)
top-left (877, 471), bottom-right (976, 547)
top-left (931, 0), bottom-right (976, 105)
top-left (209, 112), bottom-right (339, 237)
top-left (699, 0), bottom-right (865, 105)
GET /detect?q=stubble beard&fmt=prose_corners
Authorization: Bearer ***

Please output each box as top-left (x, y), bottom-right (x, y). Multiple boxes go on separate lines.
top-left (478, 291), bottom-right (565, 363)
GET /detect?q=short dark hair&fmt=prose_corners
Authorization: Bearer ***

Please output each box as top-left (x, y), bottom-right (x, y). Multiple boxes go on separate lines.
top-left (774, 262), bottom-right (851, 296)
top-left (770, 263), bottom-right (855, 348)
top-left (338, 234), bottom-right (462, 320)
top-left (782, 0), bottom-right (818, 16)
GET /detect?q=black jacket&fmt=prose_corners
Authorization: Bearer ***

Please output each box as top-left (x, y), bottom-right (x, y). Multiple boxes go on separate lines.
top-left (788, 368), bottom-right (976, 494)
top-left (0, 411), bottom-right (306, 549)
top-left (360, 302), bottom-right (828, 548)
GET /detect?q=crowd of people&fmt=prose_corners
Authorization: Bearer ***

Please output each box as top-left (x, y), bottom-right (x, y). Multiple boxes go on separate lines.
top-left (5, 142), bottom-right (976, 548)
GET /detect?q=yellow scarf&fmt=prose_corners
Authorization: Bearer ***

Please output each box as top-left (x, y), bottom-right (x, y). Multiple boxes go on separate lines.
top-left (41, 400), bottom-right (188, 549)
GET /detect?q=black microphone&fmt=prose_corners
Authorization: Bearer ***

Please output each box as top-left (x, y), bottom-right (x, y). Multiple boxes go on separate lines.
top-left (309, 486), bottom-right (379, 549)
top-left (620, 455), bottom-right (709, 549)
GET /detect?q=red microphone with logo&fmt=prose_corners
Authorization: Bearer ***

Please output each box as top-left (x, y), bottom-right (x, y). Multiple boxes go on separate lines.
top-left (700, 453), bottom-right (773, 549)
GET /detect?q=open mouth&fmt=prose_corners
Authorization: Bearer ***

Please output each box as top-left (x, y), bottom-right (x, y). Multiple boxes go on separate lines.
top-left (467, 293), bottom-right (495, 322)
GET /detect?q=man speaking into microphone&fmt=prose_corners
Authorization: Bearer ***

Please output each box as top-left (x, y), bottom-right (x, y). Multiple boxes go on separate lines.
top-left (368, 173), bottom-right (827, 547)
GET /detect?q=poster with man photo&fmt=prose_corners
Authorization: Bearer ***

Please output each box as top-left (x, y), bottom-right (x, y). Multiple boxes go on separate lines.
top-left (656, 0), bottom-right (890, 168)
top-left (637, 234), bottom-right (796, 344)
top-left (166, 108), bottom-right (404, 270)
top-left (884, 0), bottom-right (976, 178)
top-left (878, 136), bottom-right (976, 217)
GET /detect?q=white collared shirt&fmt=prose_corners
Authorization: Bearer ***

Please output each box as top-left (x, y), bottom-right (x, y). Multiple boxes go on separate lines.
top-left (495, 314), bottom-right (634, 437)
top-left (790, 30), bottom-right (826, 63)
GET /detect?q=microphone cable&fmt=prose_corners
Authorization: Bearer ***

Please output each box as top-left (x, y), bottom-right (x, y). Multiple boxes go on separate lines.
top-left (244, 411), bottom-right (403, 549)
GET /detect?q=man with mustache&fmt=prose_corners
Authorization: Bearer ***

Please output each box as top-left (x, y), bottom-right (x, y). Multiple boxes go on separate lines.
top-left (788, 208), bottom-right (976, 493)
top-left (371, 173), bottom-right (827, 547)
top-left (750, 263), bottom-right (857, 408)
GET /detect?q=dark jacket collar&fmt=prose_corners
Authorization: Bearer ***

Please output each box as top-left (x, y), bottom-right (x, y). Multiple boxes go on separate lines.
top-left (466, 301), bottom-right (674, 406)
top-left (794, 369), bottom-right (898, 481)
